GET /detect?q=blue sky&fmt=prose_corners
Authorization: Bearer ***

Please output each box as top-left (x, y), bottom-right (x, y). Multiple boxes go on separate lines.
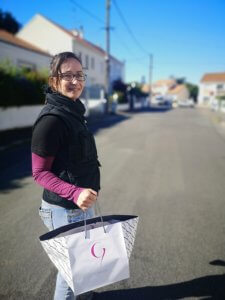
top-left (1, 0), bottom-right (225, 85)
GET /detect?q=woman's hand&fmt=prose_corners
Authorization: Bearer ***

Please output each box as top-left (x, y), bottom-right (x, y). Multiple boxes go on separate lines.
top-left (76, 188), bottom-right (97, 210)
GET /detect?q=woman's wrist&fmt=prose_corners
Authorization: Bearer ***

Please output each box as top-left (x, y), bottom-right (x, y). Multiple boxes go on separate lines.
top-left (72, 187), bottom-right (85, 204)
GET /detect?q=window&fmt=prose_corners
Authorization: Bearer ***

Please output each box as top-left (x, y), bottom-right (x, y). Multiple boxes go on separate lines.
top-left (85, 55), bottom-right (89, 69)
top-left (100, 62), bottom-right (104, 72)
top-left (17, 60), bottom-right (36, 71)
top-left (79, 52), bottom-right (82, 63)
top-left (91, 57), bottom-right (95, 69)
top-left (217, 84), bottom-right (224, 90)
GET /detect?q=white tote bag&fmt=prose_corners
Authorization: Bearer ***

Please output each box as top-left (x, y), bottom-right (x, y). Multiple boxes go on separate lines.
top-left (39, 214), bottom-right (138, 296)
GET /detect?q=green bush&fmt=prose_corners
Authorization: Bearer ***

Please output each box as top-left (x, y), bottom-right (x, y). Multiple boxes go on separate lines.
top-left (0, 60), bottom-right (48, 107)
top-left (217, 95), bottom-right (225, 101)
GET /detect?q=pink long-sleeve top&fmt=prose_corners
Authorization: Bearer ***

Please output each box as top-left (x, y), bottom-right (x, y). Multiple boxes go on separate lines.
top-left (32, 153), bottom-right (84, 204)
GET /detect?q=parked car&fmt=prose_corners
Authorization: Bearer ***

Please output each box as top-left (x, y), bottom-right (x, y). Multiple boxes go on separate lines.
top-left (178, 99), bottom-right (194, 108)
top-left (154, 96), bottom-right (172, 106)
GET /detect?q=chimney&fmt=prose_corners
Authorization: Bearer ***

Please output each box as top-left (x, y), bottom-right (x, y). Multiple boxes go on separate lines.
top-left (71, 26), bottom-right (84, 39)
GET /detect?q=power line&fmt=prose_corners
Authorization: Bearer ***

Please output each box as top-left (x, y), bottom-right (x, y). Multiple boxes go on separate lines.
top-left (70, 0), bottom-right (104, 24)
top-left (112, 30), bottom-right (139, 57)
top-left (156, 61), bottom-right (225, 66)
top-left (69, 0), bottom-right (150, 70)
top-left (112, 0), bottom-right (149, 55)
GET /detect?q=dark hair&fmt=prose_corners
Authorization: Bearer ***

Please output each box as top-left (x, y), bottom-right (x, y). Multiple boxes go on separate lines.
top-left (48, 52), bottom-right (82, 91)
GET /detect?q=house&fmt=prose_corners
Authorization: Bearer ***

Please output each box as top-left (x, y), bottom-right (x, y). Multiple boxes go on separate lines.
top-left (0, 29), bottom-right (51, 71)
top-left (198, 72), bottom-right (225, 107)
top-left (167, 84), bottom-right (189, 102)
top-left (152, 79), bottom-right (176, 97)
top-left (17, 13), bottom-right (125, 98)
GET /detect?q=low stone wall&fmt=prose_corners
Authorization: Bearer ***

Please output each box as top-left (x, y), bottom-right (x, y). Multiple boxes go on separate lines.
top-left (0, 99), bottom-right (106, 131)
top-left (0, 105), bottom-right (44, 131)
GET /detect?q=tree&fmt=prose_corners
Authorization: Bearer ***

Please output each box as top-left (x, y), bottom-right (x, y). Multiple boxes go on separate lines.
top-left (185, 82), bottom-right (199, 102)
top-left (175, 77), bottom-right (186, 84)
top-left (112, 79), bottom-right (127, 94)
top-left (0, 10), bottom-right (21, 34)
top-left (112, 79), bottom-right (128, 103)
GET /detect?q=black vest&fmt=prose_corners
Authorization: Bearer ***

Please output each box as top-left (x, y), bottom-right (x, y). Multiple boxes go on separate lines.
top-left (33, 92), bottom-right (101, 209)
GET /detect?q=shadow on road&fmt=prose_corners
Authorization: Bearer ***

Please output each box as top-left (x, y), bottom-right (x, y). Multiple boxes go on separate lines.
top-left (94, 273), bottom-right (225, 299)
top-left (0, 142), bottom-right (32, 192)
top-left (210, 259), bottom-right (225, 267)
top-left (87, 112), bottom-right (130, 135)
top-left (0, 107), bottom-right (172, 192)
top-left (0, 113), bottom-right (130, 192)
top-left (123, 105), bottom-right (173, 115)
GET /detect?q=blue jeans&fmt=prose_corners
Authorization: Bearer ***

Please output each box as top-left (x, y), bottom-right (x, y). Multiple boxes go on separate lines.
top-left (39, 200), bottom-right (95, 300)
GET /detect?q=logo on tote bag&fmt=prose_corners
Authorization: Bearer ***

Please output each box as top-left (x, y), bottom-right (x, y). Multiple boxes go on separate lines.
top-left (91, 242), bottom-right (106, 263)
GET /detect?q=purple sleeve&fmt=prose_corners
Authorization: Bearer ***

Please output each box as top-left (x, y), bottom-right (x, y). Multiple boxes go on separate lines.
top-left (32, 153), bottom-right (84, 204)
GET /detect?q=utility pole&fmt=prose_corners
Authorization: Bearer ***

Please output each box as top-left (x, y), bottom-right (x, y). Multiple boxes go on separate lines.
top-left (149, 54), bottom-right (153, 105)
top-left (105, 0), bottom-right (111, 113)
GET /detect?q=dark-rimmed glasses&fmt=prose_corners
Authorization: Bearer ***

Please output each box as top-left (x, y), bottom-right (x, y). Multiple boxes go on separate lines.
top-left (59, 72), bottom-right (87, 82)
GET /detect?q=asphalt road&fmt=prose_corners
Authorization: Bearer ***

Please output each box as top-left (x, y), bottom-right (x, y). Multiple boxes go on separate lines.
top-left (1, 107), bottom-right (225, 300)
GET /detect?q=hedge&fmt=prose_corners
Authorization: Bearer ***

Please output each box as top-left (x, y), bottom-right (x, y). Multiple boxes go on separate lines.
top-left (0, 60), bottom-right (48, 107)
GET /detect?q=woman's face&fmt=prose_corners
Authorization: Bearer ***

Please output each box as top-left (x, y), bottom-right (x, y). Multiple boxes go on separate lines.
top-left (54, 58), bottom-right (85, 100)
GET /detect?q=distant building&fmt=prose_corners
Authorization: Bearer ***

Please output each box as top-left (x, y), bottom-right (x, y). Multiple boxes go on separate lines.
top-left (152, 79), bottom-right (176, 96)
top-left (145, 79), bottom-right (189, 104)
top-left (0, 29), bottom-right (51, 71)
top-left (198, 72), bottom-right (225, 106)
top-left (17, 14), bottom-right (125, 98)
top-left (167, 84), bottom-right (189, 102)
top-left (141, 83), bottom-right (150, 94)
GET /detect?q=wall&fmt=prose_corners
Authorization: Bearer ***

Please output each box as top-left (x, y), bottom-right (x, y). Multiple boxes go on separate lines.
top-left (0, 40), bottom-right (51, 70)
top-left (73, 40), bottom-right (105, 88)
top-left (17, 14), bottom-right (73, 55)
top-left (0, 105), bottom-right (43, 131)
top-left (18, 14), bottom-right (106, 89)
top-left (0, 100), bottom-right (105, 131)
top-left (110, 57), bottom-right (125, 84)
top-left (198, 82), bottom-right (225, 106)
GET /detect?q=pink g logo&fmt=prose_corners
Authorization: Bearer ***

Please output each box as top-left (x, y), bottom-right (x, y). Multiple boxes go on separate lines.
top-left (91, 242), bottom-right (106, 262)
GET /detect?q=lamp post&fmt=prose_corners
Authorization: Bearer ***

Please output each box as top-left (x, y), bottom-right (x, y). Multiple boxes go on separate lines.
top-left (105, 0), bottom-right (111, 114)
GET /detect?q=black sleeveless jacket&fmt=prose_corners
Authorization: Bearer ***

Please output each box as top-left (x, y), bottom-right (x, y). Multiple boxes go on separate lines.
top-left (33, 92), bottom-right (101, 209)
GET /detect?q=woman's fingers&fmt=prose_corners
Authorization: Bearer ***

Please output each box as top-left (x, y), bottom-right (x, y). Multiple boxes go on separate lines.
top-left (89, 189), bottom-right (97, 196)
top-left (77, 188), bottom-right (97, 210)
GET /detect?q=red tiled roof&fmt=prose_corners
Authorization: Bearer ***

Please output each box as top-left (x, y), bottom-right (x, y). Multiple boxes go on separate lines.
top-left (201, 72), bottom-right (225, 83)
top-left (168, 84), bottom-right (186, 94)
top-left (153, 79), bottom-right (176, 87)
top-left (0, 29), bottom-right (51, 56)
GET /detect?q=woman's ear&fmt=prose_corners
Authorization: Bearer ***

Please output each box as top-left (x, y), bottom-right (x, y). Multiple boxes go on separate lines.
top-left (48, 76), bottom-right (58, 92)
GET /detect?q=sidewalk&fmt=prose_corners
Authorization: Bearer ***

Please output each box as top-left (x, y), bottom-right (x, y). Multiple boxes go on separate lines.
top-left (198, 106), bottom-right (225, 140)
top-left (199, 106), bottom-right (225, 125)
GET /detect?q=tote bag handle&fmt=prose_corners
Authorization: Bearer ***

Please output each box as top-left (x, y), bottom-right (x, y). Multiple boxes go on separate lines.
top-left (83, 201), bottom-right (106, 239)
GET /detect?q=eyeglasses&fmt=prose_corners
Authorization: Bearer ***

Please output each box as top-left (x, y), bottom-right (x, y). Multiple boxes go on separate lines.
top-left (59, 72), bottom-right (87, 82)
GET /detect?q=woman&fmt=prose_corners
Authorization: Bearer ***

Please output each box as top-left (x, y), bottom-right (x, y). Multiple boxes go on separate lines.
top-left (31, 52), bottom-right (100, 300)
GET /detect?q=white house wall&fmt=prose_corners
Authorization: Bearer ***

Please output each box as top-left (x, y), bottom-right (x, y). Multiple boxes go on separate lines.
top-left (153, 85), bottom-right (168, 95)
top-left (17, 14), bottom-right (73, 55)
top-left (175, 88), bottom-right (189, 102)
top-left (198, 82), bottom-right (225, 106)
top-left (73, 41), bottom-right (105, 87)
top-left (110, 58), bottom-right (125, 84)
top-left (18, 14), bottom-right (105, 88)
top-left (17, 13), bottom-right (125, 92)
top-left (0, 40), bottom-right (51, 70)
